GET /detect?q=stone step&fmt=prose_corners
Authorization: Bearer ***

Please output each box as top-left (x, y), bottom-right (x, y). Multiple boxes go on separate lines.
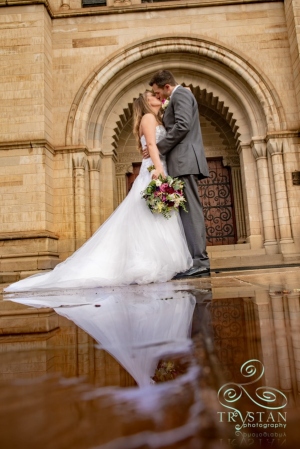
top-left (208, 248), bottom-right (266, 258)
top-left (283, 253), bottom-right (300, 263)
top-left (211, 253), bottom-right (283, 269)
top-left (207, 243), bottom-right (251, 253)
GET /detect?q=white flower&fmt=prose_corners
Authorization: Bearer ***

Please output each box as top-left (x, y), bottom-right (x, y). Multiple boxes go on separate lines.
top-left (161, 99), bottom-right (170, 111)
top-left (155, 179), bottom-right (162, 186)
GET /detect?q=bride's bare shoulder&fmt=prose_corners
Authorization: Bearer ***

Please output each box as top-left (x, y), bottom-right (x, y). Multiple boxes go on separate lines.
top-left (141, 113), bottom-right (157, 125)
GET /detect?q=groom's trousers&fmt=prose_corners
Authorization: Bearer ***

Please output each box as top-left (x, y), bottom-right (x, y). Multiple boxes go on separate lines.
top-left (179, 175), bottom-right (210, 269)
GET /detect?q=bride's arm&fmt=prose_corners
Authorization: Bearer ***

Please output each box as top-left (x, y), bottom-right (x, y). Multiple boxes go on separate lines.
top-left (140, 114), bottom-right (165, 178)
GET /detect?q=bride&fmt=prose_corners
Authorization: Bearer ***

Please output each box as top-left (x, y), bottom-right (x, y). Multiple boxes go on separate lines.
top-left (4, 91), bottom-right (192, 292)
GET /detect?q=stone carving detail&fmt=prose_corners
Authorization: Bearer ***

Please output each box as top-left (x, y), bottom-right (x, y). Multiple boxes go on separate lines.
top-left (222, 156), bottom-right (240, 167)
top-left (73, 156), bottom-right (87, 169)
top-left (267, 138), bottom-right (284, 156)
top-left (204, 146), bottom-right (236, 160)
top-left (251, 140), bottom-right (267, 160)
top-left (118, 152), bottom-right (142, 164)
top-left (113, 0), bottom-right (131, 5)
top-left (89, 157), bottom-right (101, 172)
top-left (115, 163), bottom-right (133, 175)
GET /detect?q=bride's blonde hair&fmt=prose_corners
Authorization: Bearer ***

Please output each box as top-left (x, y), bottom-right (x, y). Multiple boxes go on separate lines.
top-left (133, 91), bottom-right (162, 153)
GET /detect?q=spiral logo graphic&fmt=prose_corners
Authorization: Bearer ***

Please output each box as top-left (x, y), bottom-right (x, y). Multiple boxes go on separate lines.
top-left (217, 359), bottom-right (288, 431)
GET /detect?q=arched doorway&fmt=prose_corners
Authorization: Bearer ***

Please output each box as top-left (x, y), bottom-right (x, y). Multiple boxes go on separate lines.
top-left (67, 36), bottom-right (295, 257)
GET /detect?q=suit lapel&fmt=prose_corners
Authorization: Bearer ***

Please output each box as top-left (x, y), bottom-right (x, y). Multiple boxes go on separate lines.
top-left (162, 86), bottom-right (182, 126)
top-left (162, 98), bottom-right (172, 127)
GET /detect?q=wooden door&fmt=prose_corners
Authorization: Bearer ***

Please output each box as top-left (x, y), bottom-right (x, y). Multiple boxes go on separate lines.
top-left (198, 158), bottom-right (237, 246)
top-left (126, 163), bottom-right (142, 193)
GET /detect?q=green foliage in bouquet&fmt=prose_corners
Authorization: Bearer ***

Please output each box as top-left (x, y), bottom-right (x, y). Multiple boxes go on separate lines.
top-left (141, 167), bottom-right (188, 219)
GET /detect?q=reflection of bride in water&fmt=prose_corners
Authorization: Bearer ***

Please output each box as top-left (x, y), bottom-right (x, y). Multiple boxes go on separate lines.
top-left (3, 90), bottom-right (196, 388)
top-left (7, 288), bottom-right (196, 387)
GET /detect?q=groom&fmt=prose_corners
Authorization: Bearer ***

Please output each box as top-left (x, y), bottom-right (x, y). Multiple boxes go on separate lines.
top-left (149, 70), bottom-right (210, 278)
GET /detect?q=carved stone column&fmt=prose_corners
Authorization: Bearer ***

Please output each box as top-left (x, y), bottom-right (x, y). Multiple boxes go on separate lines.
top-left (237, 144), bottom-right (263, 248)
top-left (100, 150), bottom-right (118, 223)
top-left (115, 163), bottom-right (133, 205)
top-left (267, 137), bottom-right (294, 253)
top-left (89, 157), bottom-right (101, 234)
top-left (73, 155), bottom-right (87, 249)
top-left (251, 139), bottom-right (278, 254)
top-left (223, 155), bottom-right (247, 243)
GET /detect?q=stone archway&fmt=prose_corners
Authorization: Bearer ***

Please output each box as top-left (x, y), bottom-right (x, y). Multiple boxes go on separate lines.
top-left (66, 36), bottom-right (285, 150)
top-left (67, 36), bottom-right (296, 256)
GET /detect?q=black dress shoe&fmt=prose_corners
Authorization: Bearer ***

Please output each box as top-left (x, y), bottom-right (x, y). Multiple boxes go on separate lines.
top-left (173, 267), bottom-right (210, 280)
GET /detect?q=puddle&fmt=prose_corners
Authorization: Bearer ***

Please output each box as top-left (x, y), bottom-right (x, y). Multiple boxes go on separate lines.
top-left (1, 268), bottom-right (300, 448)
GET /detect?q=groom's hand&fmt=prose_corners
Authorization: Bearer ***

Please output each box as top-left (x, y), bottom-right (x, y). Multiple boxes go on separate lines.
top-left (142, 146), bottom-right (150, 159)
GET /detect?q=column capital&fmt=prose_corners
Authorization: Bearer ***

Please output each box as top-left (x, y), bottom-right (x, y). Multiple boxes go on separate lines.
top-left (88, 156), bottom-right (101, 172)
top-left (266, 137), bottom-right (284, 156)
top-left (251, 138), bottom-right (267, 160)
top-left (72, 155), bottom-right (87, 170)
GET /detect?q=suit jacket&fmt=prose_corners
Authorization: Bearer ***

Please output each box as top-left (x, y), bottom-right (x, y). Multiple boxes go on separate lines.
top-left (157, 86), bottom-right (209, 179)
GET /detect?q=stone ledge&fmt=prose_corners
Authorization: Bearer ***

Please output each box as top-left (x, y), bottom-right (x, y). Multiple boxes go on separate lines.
top-left (0, 252), bottom-right (59, 259)
top-left (0, 0), bottom-right (283, 20)
top-left (0, 139), bottom-right (55, 154)
top-left (0, 329), bottom-right (59, 342)
top-left (0, 301), bottom-right (58, 335)
top-left (0, 139), bottom-right (102, 157)
top-left (0, 231), bottom-right (59, 241)
top-left (0, 256), bottom-right (59, 272)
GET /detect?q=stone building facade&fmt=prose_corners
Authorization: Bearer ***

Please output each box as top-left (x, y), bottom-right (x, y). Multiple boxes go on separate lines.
top-left (0, 0), bottom-right (300, 275)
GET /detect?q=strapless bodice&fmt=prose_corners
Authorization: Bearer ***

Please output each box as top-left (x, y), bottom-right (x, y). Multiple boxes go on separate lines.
top-left (139, 125), bottom-right (167, 174)
top-left (140, 125), bottom-right (166, 150)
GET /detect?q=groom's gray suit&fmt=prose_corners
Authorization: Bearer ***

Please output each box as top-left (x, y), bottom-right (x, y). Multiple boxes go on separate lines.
top-left (156, 85), bottom-right (210, 269)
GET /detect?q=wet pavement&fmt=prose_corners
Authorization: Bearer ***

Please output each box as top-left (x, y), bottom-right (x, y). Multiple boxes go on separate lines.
top-left (0, 266), bottom-right (300, 448)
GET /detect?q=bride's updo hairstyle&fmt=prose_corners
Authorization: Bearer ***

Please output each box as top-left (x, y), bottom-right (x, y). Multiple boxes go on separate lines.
top-left (133, 91), bottom-right (162, 153)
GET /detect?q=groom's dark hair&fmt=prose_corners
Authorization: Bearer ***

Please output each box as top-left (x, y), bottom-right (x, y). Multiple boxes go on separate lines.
top-left (149, 70), bottom-right (177, 88)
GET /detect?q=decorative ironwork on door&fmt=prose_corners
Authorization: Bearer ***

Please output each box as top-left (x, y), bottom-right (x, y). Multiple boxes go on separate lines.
top-left (198, 158), bottom-right (236, 246)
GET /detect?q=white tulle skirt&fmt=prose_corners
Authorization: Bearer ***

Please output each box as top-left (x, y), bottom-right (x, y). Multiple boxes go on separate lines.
top-left (5, 158), bottom-right (192, 292)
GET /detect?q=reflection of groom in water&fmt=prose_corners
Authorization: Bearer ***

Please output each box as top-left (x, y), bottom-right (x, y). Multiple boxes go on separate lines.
top-left (148, 70), bottom-right (210, 278)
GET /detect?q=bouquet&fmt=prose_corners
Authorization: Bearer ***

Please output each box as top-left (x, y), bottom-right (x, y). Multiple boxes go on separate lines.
top-left (141, 166), bottom-right (187, 219)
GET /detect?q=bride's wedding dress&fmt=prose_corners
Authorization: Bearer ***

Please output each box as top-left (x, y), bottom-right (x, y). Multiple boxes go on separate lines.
top-left (5, 126), bottom-right (192, 292)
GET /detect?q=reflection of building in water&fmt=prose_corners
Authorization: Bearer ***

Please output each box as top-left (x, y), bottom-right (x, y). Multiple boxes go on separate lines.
top-left (257, 289), bottom-right (300, 407)
top-left (0, 304), bottom-right (136, 387)
top-left (209, 297), bottom-right (261, 384)
top-left (207, 288), bottom-right (300, 407)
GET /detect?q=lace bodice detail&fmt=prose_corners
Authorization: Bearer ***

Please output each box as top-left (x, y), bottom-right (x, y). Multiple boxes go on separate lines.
top-left (140, 125), bottom-right (166, 150)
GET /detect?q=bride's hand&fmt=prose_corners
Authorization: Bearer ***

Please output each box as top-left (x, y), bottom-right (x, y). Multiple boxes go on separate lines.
top-left (151, 168), bottom-right (165, 180)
